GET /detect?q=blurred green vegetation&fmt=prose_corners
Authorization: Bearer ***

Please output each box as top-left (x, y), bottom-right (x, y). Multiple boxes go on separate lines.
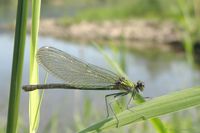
top-left (58, 0), bottom-right (193, 22)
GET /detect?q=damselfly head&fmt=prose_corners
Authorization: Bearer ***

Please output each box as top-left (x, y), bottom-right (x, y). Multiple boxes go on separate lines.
top-left (136, 80), bottom-right (145, 92)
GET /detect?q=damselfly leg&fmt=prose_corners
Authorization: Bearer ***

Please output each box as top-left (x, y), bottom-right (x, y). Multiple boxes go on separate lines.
top-left (105, 92), bottom-right (129, 127)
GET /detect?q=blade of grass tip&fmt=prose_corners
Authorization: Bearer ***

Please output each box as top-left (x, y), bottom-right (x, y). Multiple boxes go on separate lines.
top-left (6, 0), bottom-right (28, 132)
top-left (29, 0), bottom-right (41, 132)
top-left (32, 73), bottom-right (48, 130)
top-left (108, 41), bottom-right (126, 72)
top-left (93, 42), bottom-right (167, 133)
top-left (93, 42), bottom-right (127, 78)
top-left (78, 87), bottom-right (200, 133)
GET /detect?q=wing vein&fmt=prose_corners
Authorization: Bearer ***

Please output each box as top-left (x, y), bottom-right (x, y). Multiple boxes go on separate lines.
top-left (36, 46), bottom-right (120, 89)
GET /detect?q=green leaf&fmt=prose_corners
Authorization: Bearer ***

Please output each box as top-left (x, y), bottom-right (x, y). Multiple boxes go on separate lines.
top-left (78, 87), bottom-right (200, 133)
top-left (6, 0), bottom-right (28, 132)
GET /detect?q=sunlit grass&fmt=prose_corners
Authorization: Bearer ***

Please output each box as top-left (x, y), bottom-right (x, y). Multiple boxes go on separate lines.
top-left (29, 0), bottom-right (41, 132)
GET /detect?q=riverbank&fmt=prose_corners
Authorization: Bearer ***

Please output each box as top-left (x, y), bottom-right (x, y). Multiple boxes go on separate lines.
top-left (0, 19), bottom-right (183, 51)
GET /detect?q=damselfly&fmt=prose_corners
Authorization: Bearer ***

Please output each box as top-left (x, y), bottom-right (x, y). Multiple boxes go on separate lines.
top-left (23, 46), bottom-right (145, 124)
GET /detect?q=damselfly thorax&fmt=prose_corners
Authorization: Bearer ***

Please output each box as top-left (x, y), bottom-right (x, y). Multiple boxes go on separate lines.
top-left (114, 77), bottom-right (144, 93)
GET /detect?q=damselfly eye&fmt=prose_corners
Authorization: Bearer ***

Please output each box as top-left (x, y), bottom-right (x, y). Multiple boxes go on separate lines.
top-left (136, 80), bottom-right (145, 91)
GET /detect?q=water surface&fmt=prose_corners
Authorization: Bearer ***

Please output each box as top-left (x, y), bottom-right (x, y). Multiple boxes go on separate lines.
top-left (0, 32), bottom-right (200, 131)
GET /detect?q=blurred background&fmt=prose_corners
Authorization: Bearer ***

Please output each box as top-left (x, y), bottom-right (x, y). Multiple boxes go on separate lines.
top-left (1, 0), bottom-right (200, 132)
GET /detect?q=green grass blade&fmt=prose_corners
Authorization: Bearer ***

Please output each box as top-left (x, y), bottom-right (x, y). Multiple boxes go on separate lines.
top-left (94, 43), bottom-right (127, 78)
top-left (29, 0), bottom-right (41, 132)
top-left (6, 0), bottom-right (28, 132)
top-left (78, 87), bottom-right (200, 133)
top-left (150, 118), bottom-right (167, 133)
